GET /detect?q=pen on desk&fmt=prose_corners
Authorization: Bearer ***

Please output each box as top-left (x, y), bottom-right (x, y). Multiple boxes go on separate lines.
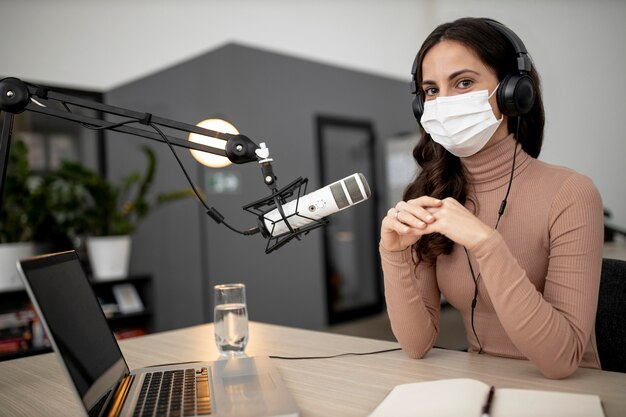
top-left (481, 385), bottom-right (495, 417)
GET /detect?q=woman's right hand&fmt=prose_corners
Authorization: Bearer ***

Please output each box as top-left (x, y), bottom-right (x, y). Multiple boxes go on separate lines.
top-left (380, 196), bottom-right (442, 252)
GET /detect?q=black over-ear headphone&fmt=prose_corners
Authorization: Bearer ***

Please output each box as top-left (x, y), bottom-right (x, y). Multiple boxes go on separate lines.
top-left (410, 19), bottom-right (536, 124)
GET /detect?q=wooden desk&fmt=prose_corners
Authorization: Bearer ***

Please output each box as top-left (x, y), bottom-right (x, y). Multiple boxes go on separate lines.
top-left (1, 322), bottom-right (625, 416)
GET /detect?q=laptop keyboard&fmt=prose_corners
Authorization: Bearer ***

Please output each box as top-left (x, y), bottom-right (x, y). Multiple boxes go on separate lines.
top-left (133, 368), bottom-right (211, 416)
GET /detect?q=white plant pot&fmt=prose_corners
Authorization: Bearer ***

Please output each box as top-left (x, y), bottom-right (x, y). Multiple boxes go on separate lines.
top-left (86, 235), bottom-right (132, 281)
top-left (0, 242), bottom-right (36, 291)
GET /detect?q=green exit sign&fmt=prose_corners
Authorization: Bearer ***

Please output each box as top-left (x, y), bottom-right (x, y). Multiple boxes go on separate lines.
top-left (205, 171), bottom-right (241, 194)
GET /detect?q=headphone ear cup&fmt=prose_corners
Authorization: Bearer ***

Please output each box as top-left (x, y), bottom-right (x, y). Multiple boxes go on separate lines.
top-left (497, 74), bottom-right (536, 117)
top-left (412, 95), bottom-right (424, 125)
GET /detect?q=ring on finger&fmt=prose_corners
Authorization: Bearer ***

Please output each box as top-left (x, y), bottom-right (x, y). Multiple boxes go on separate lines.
top-left (394, 209), bottom-right (400, 220)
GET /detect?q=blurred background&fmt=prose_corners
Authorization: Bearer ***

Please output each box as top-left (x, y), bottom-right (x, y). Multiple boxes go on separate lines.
top-left (1, 0), bottom-right (624, 358)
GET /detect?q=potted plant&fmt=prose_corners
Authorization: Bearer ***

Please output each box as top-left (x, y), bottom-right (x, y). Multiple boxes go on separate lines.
top-left (43, 145), bottom-right (197, 280)
top-left (0, 139), bottom-right (51, 290)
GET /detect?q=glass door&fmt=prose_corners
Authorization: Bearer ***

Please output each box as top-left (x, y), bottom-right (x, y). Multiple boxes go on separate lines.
top-left (316, 115), bottom-right (382, 324)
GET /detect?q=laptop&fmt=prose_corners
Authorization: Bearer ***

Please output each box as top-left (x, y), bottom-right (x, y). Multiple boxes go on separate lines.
top-left (17, 250), bottom-right (300, 417)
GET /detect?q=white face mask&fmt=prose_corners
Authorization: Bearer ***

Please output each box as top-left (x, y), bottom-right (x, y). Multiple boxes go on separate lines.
top-left (420, 85), bottom-right (503, 157)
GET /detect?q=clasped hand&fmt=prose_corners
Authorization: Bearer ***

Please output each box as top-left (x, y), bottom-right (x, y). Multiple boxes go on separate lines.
top-left (380, 196), bottom-right (494, 252)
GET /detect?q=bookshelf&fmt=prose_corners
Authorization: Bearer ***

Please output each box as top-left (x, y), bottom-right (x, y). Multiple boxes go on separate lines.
top-left (0, 275), bottom-right (152, 361)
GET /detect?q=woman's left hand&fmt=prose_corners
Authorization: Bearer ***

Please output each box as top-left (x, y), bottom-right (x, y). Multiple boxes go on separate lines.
top-left (419, 197), bottom-right (495, 250)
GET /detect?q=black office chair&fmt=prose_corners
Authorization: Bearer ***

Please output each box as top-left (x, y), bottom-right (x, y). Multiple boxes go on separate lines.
top-left (595, 258), bottom-right (626, 373)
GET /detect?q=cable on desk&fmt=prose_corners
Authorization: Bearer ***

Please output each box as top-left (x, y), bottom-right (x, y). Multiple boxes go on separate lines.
top-left (268, 347), bottom-right (402, 360)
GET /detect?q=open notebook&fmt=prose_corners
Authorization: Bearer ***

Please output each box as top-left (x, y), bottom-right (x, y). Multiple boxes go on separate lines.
top-left (17, 250), bottom-right (299, 417)
top-left (369, 378), bottom-right (605, 417)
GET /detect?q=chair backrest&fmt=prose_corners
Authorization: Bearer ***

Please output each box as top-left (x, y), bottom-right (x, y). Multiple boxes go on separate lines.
top-left (595, 258), bottom-right (626, 373)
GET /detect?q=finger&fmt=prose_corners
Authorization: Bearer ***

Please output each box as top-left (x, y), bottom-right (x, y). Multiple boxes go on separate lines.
top-left (406, 196), bottom-right (443, 208)
top-left (393, 219), bottom-right (427, 236)
top-left (396, 201), bottom-right (437, 225)
top-left (387, 207), bottom-right (400, 219)
top-left (383, 214), bottom-right (426, 236)
top-left (394, 210), bottom-right (430, 232)
top-left (426, 197), bottom-right (466, 216)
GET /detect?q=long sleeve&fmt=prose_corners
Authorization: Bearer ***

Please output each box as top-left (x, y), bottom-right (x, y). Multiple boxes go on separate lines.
top-left (382, 136), bottom-right (604, 376)
top-left (471, 174), bottom-right (604, 379)
top-left (380, 245), bottom-right (441, 358)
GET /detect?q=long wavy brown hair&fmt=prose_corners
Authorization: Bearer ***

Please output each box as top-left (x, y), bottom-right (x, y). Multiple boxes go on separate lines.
top-left (405, 17), bottom-right (545, 264)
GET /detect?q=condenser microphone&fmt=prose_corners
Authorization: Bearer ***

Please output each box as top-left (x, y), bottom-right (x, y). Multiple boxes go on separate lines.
top-left (261, 173), bottom-right (371, 238)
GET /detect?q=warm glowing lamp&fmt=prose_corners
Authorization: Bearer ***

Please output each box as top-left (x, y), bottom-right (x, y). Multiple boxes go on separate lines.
top-left (188, 118), bottom-right (239, 168)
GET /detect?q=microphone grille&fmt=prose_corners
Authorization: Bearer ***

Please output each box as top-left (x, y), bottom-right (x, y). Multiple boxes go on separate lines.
top-left (330, 183), bottom-right (350, 209)
top-left (357, 173), bottom-right (371, 198)
top-left (345, 175), bottom-right (365, 203)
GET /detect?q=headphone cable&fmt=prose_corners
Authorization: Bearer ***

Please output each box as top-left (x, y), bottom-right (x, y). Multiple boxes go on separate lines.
top-left (467, 116), bottom-right (521, 354)
top-left (465, 247), bottom-right (483, 354)
top-left (495, 117), bottom-right (521, 229)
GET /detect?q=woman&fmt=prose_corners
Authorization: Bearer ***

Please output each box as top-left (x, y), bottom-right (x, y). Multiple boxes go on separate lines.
top-left (380, 17), bottom-right (603, 379)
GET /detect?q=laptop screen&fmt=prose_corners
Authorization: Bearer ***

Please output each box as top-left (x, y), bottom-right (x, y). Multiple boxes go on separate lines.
top-left (18, 251), bottom-right (129, 413)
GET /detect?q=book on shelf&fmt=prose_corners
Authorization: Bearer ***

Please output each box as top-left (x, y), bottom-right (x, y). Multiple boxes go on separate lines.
top-left (368, 378), bottom-right (605, 417)
top-left (0, 305), bottom-right (50, 353)
top-left (0, 309), bottom-right (35, 331)
top-left (0, 337), bottom-right (30, 353)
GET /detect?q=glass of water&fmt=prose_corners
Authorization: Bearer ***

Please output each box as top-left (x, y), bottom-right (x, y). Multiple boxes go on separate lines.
top-left (213, 283), bottom-right (249, 357)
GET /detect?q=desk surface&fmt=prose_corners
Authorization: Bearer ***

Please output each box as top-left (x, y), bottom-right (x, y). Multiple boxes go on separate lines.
top-left (1, 322), bottom-right (625, 417)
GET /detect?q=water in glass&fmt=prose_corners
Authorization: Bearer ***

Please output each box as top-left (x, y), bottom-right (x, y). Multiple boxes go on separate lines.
top-left (214, 302), bottom-right (248, 355)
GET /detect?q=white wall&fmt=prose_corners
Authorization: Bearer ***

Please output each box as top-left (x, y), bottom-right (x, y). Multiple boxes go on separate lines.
top-left (2, 0), bottom-right (625, 226)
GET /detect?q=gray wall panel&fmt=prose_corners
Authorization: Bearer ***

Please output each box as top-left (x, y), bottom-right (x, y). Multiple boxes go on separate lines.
top-left (105, 43), bottom-right (414, 332)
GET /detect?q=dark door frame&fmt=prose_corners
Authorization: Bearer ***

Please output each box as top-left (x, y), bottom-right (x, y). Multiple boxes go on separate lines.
top-left (315, 114), bottom-right (383, 324)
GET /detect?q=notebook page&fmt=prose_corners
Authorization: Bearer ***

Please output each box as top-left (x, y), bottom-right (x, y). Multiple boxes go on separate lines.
top-left (494, 388), bottom-right (604, 417)
top-left (369, 378), bottom-right (489, 417)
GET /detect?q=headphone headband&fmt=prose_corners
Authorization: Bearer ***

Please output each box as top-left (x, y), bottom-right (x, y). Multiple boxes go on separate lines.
top-left (483, 19), bottom-right (532, 74)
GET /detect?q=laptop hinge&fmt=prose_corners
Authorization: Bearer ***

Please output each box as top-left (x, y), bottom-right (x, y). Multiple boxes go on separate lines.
top-left (105, 374), bottom-right (135, 417)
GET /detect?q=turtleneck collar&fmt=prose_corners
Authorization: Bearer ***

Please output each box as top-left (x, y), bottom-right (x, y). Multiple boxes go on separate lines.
top-left (460, 133), bottom-right (531, 192)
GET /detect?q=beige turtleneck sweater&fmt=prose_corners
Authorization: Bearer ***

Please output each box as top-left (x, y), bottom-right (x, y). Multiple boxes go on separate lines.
top-left (380, 134), bottom-right (604, 379)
